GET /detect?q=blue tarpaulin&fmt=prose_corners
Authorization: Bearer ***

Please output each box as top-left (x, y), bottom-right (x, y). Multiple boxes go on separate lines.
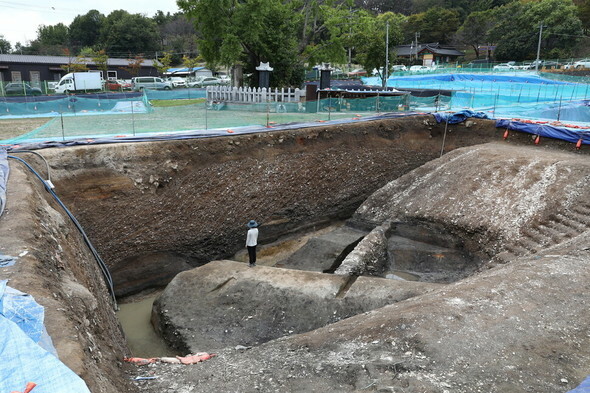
top-left (0, 280), bottom-right (91, 393)
top-left (496, 119), bottom-right (590, 145)
top-left (568, 376), bottom-right (590, 392)
top-left (433, 110), bottom-right (489, 124)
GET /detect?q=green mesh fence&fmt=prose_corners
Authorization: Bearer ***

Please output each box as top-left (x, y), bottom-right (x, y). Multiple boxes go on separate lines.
top-left (1, 95), bottom-right (427, 144)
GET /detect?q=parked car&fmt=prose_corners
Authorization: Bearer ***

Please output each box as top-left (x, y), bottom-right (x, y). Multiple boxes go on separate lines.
top-left (189, 76), bottom-right (224, 88)
top-left (167, 76), bottom-right (187, 88)
top-left (541, 61), bottom-right (561, 68)
top-left (409, 65), bottom-right (431, 73)
top-left (347, 68), bottom-right (367, 77)
top-left (187, 76), bottom-right (206, 88)
top-left (392, 65), bottom-right (407, 72)
top-left (3, 82), bottom-right (42, 96)
top-left (117, 80), bottom-right (133, 90)
top-left (493, 63), bottom-right (515, 70)
top-left (218, 75), bottom-right (231, 85)
top-left (131, 77), bottom-right (173, 91)
top-left (104, 80), bottom-right (122, 91)
top-left (574, 59), bottom-right (590, 69)
top-left (466, 60), bottom-right (491, 68)
top-left (563, 62), bottom-right (575, 70)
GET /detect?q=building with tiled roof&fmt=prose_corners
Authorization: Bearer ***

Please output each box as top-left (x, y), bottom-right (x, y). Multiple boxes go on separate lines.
top-left (394, 43), bottom-right (465, 65)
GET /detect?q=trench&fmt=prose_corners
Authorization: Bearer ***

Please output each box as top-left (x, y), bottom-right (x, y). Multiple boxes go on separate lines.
top-left (20, 115), bottom-right (521, 389)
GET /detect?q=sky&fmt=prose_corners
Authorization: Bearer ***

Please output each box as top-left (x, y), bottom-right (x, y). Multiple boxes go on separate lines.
top-left (1, 0), bottom-right (181, 47)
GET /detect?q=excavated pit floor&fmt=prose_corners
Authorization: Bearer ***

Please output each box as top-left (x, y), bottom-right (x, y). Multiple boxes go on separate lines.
top-left (117, 217), bottom-right (481, 357)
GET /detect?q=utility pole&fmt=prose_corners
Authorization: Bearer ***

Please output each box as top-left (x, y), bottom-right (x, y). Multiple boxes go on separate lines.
top-left (535, 23), bottom-right (546, 73)
top-left (415, 32), bottom-right (420, 64)
top-left (383, 21), bottom-right (389, 88)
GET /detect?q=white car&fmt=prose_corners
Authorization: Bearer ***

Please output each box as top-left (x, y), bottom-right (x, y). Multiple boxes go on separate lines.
top-left (167, 77), bottom-right (187, 88)
top-left (493, 63), bottom-right (515, 70)
top-left (392, 65), bottom-right (407, 72)
top-left (409, 65), bottom-right (431, 73)
top-left (574, 59), bottom-right (590, 69)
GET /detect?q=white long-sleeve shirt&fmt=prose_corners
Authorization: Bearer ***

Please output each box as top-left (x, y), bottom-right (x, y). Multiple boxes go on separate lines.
top-left (246, 228), bottom-right (258, 247)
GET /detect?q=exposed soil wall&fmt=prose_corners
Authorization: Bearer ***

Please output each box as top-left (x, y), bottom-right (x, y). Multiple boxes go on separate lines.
top-left (0, 162), bottom-right (134, 392)
top-left (38, 115), bottom-right (515, 296)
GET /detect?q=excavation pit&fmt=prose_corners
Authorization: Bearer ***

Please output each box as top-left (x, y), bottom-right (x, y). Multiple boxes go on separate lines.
top-left (3, 114), bottom-right (590, 392)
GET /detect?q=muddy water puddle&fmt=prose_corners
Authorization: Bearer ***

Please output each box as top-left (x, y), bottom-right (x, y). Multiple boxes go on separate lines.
top-left (117, 292), bottom-right (179, 358)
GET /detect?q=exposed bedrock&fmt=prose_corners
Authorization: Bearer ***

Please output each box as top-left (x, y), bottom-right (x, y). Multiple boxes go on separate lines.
top-left (143, 142), bottom-right (590, 392)
top-left (152, 260), bottom-right (440, 353)
top-left (37, 115), bottom-right (512, 295)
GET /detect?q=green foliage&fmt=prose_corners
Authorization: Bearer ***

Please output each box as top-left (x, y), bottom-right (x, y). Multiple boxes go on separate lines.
top-left (354, 12), bottom-right (407, 85)
top-left (179, 0), bottom-right (303, 87)
top-left (69, 10), bottom-right (105, 50)
top-left (37, 23), bottom-right (70, 46)
top-left (91, 50), bottom-right (109, 73)
top-left (577, 0), bottom-right (590, 32)
top-left (455, 10), bottom-right (494, 58)
top-left (182, 55), bottom-right (201, 72)
top-left (0, 35), bottom-right (11, 54)
top-left (99, 10), bottom-right (161, 55)
top-left (406, 7), bottom-right (460, 43)
top-left (60, 49), bottom-right (89, 72)
top-left (155, 51), bottom-right (174, 75)
top-left (487, 0), bottom-right (582, 60)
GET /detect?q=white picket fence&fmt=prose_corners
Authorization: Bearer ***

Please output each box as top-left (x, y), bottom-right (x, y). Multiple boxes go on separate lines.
top-left (206, 86), bottom-right (304, 104)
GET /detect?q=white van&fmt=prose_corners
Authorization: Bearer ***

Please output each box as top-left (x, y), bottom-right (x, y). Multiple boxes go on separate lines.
top-left (131, 77), bottom-right (173, 91)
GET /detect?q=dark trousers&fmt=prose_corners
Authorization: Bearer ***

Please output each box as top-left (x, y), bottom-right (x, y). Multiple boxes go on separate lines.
top-left (247, 246), bottom-right (256, 265)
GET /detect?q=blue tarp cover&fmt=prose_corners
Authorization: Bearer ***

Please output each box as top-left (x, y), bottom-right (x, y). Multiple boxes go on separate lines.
top-left (568, 376), bottom-right (590, 392)
top-left (497, 119), bottom-right (590, 145)
top-left (433, 110), bottom-right (489, 124)
top-left (0, 280), bottom-right (91, 393)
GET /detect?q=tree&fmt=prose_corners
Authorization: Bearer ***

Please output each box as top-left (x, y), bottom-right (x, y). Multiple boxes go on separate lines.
top-left (91, 49), bottom-right (109, 75)
top-left (69, 10), bottom-right (105, 50)
top-left (158, 14), bottom-right (199, 64)
top-left (487, 0), bottom-right (582, 60)
top-left (28, 23), bottom-right (70, 55)
top-left (405, 7), bottom-right (461, 44)
top-left (123, 54), bottom-right (145, 77)
top-left (179, 0), bottom-right (304, 87)
top-left (454, 10), bottom-right (494, 58)
top-left (354, 0), bottom-right (413, 15)
top-left (354, 12), bottom-right (406, 86)
top-left (155, 51), bottom-right (174, 75)
top-left (0, 35), bottom-right (11, 54)
top-left (576, 0), bottom-right (590, 32)
top-left (182, 54), bottom-right (200, 72)
top-left (100, 10), bottom-right (161, 56)
top-left (60, 48), bottom-right (89, 72)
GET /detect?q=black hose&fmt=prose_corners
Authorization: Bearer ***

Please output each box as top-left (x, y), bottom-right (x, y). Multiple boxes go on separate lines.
top-left (7, 155), bottom-right (117, 309)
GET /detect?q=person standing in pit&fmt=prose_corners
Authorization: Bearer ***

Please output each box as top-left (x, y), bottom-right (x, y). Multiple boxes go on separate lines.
top-left (246, 220), bottom-right (259, 267)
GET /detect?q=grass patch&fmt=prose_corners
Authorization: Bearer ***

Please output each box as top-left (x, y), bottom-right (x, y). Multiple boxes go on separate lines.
top-left (151, 99), bottom-right (206, 107)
